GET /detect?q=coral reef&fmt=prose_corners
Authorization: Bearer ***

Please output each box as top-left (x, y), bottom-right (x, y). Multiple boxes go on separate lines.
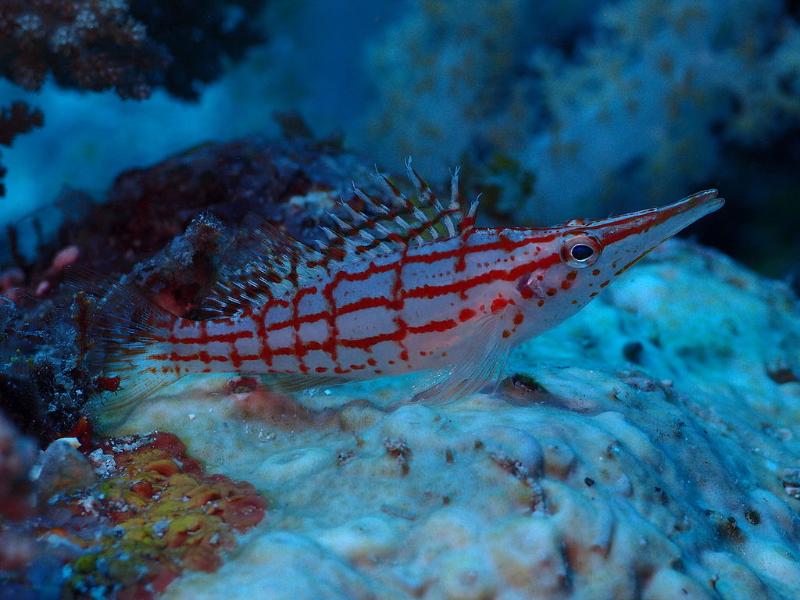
top-left (127, 0), bottom-right (267, 101)
top-left (359, 0), bottom-right (800, 275)
top-left (107, 239), bottom-right (800, 599)
top-left (359, 0), bottom-right (532, 174)
top-left (0, 0), bottom-right (268, 197)
top-left (0, 0), bottom-right (797, 596)
top-left (523, 0), bottom-right (800, 220)
top-left (0, 425), bottom-right (266, 598)
top-left (0, 0), bottom-right (266, 99)
top-left (0, 125), bottom-right (796, 598)
top-left (358, 0), bottom-right (607, 176)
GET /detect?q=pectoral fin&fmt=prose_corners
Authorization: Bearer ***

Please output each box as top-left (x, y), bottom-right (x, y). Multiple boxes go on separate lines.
top-left (409, 317), bottom-right (511, 405)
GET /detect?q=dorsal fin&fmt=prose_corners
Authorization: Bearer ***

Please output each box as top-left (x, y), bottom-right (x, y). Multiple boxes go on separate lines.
top-left (196, 162), bottom-right (480, 318)
top-left (317, 159), bottom-right (479, 261)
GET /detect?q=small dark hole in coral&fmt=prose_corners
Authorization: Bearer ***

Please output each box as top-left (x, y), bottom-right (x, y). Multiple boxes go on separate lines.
top-left (509, 373), bottom-right (548, 393)
top-left (623, 341), bottom-right (644, 364)
top-left (767, 366), bottom-right (799, 385)
top-left (745, 509), bottom-right (761, 525)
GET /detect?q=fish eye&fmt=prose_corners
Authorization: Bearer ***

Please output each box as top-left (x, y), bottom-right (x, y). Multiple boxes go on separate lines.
top-left (562, 235), bottom-right (601, 268)
top-left (571, 244), bottom-right (594, 261)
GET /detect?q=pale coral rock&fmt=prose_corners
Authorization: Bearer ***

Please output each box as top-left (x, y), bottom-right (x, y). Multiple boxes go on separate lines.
top-left (35, 438), bottom-right (96, 500)
top-left (113, 240), bottom-right (800, 599)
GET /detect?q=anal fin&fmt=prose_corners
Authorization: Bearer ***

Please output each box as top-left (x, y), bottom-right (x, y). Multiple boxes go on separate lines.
top-left (255, 373), bottom-right (353, 394)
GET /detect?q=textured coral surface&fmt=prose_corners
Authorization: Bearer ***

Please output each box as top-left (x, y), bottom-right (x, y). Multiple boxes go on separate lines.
top-left (0, 0), bottom-right (265, 99)
top-left (0, 428), bottom-right (266, 598)
top-left (103, 239), bottom-right (800, 599)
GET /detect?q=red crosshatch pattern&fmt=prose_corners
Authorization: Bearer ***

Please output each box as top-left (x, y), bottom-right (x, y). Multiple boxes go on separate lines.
top-left (143, 195), bottom-right (694, 377)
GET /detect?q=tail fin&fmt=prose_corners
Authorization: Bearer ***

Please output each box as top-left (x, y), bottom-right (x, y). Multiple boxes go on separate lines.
top-left (76, 278), bottom-right (183, 432)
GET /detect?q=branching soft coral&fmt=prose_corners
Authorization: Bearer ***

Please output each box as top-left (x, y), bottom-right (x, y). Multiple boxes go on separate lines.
top-left (359, 0), bottom-right (533, 173)
top-left (0, 1), bottom-right (168, 99)
top-left (0, 0), bottom-right (267, 100)
top-left (0, 0), bottom-right (267, 196)
top-left (128, 0), bottom-right (267, 100)
top-left (522, 0), bottom-right (800, 220)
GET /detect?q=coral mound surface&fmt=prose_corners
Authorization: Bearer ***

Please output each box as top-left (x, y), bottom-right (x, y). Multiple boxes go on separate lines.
top-left (107, 239), bottom-right (800, 599)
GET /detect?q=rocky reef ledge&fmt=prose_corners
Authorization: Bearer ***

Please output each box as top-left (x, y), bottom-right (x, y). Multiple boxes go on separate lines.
top-left (110, 239), bottom-right (800, 599)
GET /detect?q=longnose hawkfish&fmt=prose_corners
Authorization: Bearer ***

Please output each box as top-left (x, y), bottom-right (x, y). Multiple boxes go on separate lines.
top-left (87, 161), bottom-right (723, 429)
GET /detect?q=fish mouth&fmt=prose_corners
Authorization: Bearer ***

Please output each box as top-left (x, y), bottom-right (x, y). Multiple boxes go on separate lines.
top-left (585, 188), bottom-right (724, 247)
top-left (601, 189), bottom-right (724, 277)
top-left (665, 189), bottom-right (725, 219)
top-left (652, 188), bottom-right (725, 239)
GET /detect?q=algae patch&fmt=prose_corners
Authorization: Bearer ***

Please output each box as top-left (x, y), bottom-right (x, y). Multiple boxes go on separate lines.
top-left (4, 426), bottom-right (266, 599)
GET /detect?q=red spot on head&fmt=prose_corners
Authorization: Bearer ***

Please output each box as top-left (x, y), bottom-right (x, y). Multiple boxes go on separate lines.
top-left (516, 276), bottom-right (534, 299)
top-left (537, 299), bottom-right (545, 307)
top-left (513, 313), bottom-right (524, 326)
top-left (546, 288), bottom-right (557, 297)
top-left (491, 297), bottom-right (512, 312)
top-left (459, 308), bottom-right (476, 321)
top-left (566, 271), bottom-right (577, 281)
top-left (367, 357), bottom-right (377, 366)
top-left (502, 330), bottom-right (511, 338)
top-left (315, 366), bottom-right (328, 373)
top-left (592, 269), bottom-right (601, 276)
top-left (600, 280), bottom-right (610, 288)
top-left (560, 280), bottom-right (572, 290)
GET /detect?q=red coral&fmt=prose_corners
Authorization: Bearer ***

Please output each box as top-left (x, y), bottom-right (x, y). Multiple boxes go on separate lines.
top-left (14, 430), bottom-right (268, 598)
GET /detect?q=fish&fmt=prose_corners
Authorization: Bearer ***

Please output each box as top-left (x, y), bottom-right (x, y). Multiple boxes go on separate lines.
top-left (86, 160), bottom-right (724, 429)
